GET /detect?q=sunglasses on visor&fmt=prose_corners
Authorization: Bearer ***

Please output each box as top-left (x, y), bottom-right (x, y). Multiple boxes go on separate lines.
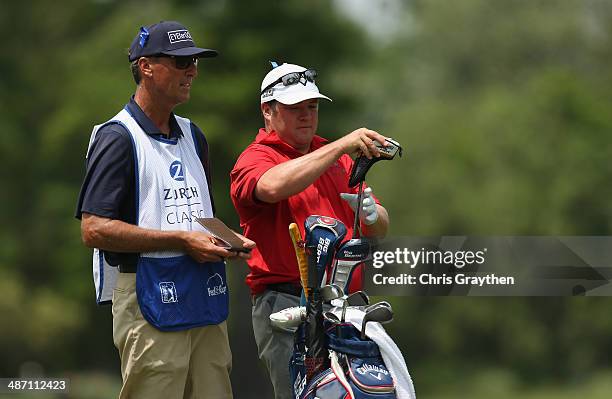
top-left (261, 69), bottom-right (317, 93)
top-left (153, 54), bottom-right (199, 70)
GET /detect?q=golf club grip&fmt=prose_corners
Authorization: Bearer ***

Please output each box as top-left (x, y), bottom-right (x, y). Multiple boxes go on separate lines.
top-left (289, 223), bottom-right (309, 300)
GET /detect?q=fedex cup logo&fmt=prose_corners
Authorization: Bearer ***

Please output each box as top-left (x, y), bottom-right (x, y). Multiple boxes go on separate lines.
top-left (207, 273), bottom-right (227, 296)
top-left (169, 160), bottom-right (185, 181)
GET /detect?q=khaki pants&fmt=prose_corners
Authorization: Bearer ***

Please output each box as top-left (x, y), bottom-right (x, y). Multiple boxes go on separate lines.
top-left (112, 273), bottom-right (232, 399)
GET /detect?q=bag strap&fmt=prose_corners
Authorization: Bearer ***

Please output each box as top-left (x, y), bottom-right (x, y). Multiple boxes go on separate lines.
top-left (330, 350), bottom-right (355, 399)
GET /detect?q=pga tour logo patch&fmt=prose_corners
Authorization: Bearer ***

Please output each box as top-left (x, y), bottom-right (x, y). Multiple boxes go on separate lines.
top-left (168, 29), bottom-right (192, 44)
top-left (159, 281), bottom-right (178, 303)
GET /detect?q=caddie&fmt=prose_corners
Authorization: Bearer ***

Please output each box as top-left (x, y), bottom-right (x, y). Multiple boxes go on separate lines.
top-left (75, 20), bottom-right (254, 399)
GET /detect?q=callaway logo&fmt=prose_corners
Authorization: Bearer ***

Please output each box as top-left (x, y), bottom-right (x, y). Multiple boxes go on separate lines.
top-left (356, 363), bottom-right (389, 379)
top-left (316, 237), bottom-right (331, 263)
top-left (207, 273), bottom-right (227, 296)
top-left (167, 29), bottom-right (192, 44)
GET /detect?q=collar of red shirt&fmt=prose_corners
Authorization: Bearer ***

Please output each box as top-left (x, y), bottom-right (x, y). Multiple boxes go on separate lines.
top-left (255, 128), bottom-right (329, 157)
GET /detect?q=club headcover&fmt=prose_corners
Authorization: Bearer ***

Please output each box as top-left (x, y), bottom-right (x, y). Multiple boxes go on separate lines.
top-left (331, 238), bottom-right (371, 293)
top-left (304, 215), bottom-right (347, 289)
top-left (348, 137), bottom-right (402, 187)
top-left (335, 238), bottom-right (371, 262)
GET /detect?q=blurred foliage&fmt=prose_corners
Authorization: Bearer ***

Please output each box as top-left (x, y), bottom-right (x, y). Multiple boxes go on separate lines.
top-left (1, 0), bottom-right (612, 398)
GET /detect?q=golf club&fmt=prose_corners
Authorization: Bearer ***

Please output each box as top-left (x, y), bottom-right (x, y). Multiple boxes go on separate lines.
top-left (320, 284), bottom-right (344, 303)
top-left (323, 311), bottom-right (340, 324)
top-left (348, 137), bottom-right (402, 239)
top-left (346, 290), bottom-right (370, 307)
top-left (361, 305), bottom-right (394, 340)
top-left (365, 300), bottom-right (391, 312)
top-left (340, 290), bottom-right (371, 323)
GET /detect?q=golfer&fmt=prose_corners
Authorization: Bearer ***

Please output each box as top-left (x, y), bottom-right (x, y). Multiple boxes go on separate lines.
top-left (230, 62), bottom-right (389, 398)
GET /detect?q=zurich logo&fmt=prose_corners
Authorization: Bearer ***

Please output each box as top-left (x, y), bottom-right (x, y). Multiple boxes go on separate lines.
top-left (169, 160), bottom-right (185, 181)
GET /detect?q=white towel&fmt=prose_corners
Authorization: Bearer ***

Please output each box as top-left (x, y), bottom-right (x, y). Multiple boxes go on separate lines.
top-left (340, 307), bottom-right (417, 399)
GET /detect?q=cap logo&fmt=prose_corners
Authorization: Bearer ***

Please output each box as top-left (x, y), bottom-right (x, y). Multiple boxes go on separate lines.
top-left (138, 26), bottom-right (149, 48)
top-left (167, 29), bottom-right (192, 44)
top-left (261, 88), bottom-right (274, 99)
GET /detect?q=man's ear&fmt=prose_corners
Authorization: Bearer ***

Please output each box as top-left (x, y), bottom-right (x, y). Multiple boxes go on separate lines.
top-left (139, 57), bottom-right (154, 79)
top-left (261, 102), bottom-right (273, 121)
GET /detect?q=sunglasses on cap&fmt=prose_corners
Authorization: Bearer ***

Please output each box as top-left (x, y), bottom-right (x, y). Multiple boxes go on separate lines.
top-left (261, 69), bottom-right (317, 93)
top-left (152, 54), bottom-right (199, 70)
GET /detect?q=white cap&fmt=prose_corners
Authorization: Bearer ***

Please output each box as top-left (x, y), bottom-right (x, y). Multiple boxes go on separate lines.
top-left (260, 63), bottom-right (332, 105)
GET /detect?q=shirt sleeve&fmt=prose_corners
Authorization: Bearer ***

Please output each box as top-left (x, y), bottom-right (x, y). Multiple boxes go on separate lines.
top-left (75, 123), bottom-right (134, 220)
top-left (230, 145), bottom-right (279, 207)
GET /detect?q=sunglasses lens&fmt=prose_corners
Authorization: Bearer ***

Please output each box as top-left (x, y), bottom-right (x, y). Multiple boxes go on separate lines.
top-left (175, 57), bottom-right (197, 69)
top-left (282, 73), bottom-right (300, 85)
top-left (305, 69), bottom-right (317, 82)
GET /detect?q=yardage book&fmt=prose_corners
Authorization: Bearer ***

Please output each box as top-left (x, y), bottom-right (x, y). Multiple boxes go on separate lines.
top-left (196, 217), bottom-right (251, 253)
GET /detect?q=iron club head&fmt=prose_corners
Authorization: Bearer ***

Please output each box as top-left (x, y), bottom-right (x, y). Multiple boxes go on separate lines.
top-left (361, 305), bottom-right (394, 339)
top-left (320, 284), bottom-right (344, 303)
top-left (346, 291), bottom-right (370, 307)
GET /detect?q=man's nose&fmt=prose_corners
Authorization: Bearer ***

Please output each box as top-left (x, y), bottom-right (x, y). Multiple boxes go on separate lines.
top-left (186, 63), bottom-right (198, 78)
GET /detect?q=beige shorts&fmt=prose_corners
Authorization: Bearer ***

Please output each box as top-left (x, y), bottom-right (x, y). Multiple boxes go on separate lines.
top-left (112, 273), bottom-right (232, 399)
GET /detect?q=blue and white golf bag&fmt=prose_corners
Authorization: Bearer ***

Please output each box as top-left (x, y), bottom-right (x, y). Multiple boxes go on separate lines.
top-left (290, 321), bottom-right (397, 399)
top-left (291, 215), bottom-right (412, 399)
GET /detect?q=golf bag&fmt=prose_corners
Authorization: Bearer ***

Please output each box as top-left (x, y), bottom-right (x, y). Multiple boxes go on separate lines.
top-left (290, 321), bottom-right (396, 399)
top-left (293, 215), bottom-right (398, 399)
top-left (288, 138), bottom-right (407, 399)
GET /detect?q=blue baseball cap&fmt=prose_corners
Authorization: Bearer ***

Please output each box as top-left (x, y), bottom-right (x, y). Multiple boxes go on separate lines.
top-left (128, 21), bottom-right (218, 62)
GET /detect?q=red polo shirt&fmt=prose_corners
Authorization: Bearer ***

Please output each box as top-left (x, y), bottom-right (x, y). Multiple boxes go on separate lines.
top-left (230, 128), bottom-right (378, 295)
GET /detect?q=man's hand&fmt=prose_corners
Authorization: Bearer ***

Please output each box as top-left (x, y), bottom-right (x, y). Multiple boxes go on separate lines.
top-left (335, 128), bottom-right (387, 159)
top-left (182, 231), bottom-right (237, 263)
top-left (229, 231), bottom-right (256, 260)
top-left (340, 186), bottom-right (379, 225)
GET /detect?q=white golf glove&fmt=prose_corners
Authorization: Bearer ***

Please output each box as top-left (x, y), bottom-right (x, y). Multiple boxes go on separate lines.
top-left (340, 186), bottom-right (379, 226)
